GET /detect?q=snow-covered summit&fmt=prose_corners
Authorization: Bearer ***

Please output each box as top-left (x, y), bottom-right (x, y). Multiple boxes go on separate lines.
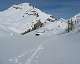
top-left (0, 3), bottom-right (56, 34)
top-left (1, 3), bottom-right (76, 36)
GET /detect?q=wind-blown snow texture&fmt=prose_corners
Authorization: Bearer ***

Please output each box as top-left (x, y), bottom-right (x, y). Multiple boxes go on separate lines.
top-left (0, 3), bottom-right (80, 64)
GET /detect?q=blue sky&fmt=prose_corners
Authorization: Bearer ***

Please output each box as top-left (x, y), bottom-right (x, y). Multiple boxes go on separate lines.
top-left (0, 0), bottom-right (80, 18)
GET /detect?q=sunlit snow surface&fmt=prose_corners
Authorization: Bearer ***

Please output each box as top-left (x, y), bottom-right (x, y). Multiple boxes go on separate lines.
top-left (0, 3), bottom-right (80, 64)
top-left (0, 29), bottom-right (80, 64)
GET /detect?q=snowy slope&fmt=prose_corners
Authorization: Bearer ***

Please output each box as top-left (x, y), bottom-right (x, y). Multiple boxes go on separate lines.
top-left (0, 27), bottom-right (80, 64)
top-left (0, 3), bottom-right (80, 36)
top-left (0, 3), bottom-right (80, 64)
top-left (35, 20), bottom-right (68, 35)
top-left (0, 3), bottom-right (56, 34)
top-left (0, 3), bottom-right (69, 36)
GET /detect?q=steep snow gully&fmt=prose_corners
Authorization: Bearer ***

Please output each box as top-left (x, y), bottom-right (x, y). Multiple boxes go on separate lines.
top-left (0, 3), bottom-right (80, 64)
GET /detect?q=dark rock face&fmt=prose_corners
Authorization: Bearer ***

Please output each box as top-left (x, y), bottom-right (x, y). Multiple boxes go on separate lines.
top-left (46, 18), bottom-right (55, 22)
top-left (21, 20), bottom-right (43, 35)
top-left (34, 20), bottom-right (43, 29)
top-left (21, 29), bottom-right (31, 35)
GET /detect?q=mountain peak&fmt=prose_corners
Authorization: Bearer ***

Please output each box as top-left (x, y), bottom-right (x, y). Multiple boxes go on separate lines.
top-left (0, 3), bottom-right (56, 34)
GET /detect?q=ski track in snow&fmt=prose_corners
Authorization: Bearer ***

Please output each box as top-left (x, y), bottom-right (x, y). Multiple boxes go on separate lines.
top-left (25, 44), bottom-right (44, 64)
top-left (8, 44), bottom-right (44, 64)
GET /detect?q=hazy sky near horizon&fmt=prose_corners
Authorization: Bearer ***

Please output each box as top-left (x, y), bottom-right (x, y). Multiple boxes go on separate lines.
top-left (0, 0), bottom-right (80, 18)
